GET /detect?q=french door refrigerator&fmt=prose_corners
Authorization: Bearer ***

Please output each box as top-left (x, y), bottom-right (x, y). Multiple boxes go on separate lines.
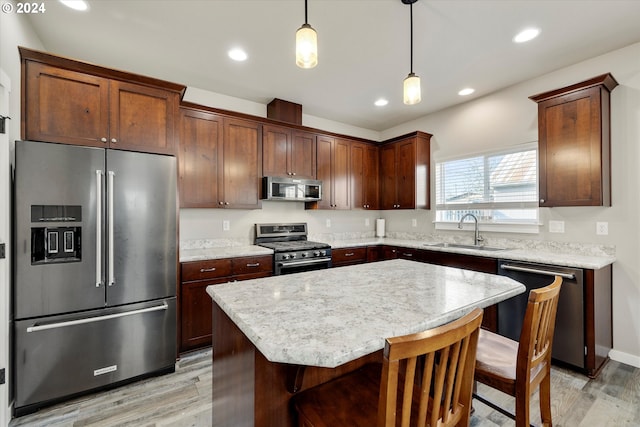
top-left (13, 140), bottom-right (177, 416)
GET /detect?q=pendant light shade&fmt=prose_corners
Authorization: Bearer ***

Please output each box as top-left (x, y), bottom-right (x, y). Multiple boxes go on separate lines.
top-left (403, 72), bottom-right (421, 105)
top-left (402, 0), bottom-right (421, 105)
top-left (296, 0), bottom-right (317, 69)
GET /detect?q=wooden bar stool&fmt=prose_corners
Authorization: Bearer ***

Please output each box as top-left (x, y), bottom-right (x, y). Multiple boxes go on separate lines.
top-left (473, 276), bottom-right (563, 427)
top-left (292, 308), bottom-right (484, 427)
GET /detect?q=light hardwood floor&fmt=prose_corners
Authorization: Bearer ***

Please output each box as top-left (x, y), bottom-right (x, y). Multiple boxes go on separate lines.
top-left (9, 349), bottom-right (640, 426)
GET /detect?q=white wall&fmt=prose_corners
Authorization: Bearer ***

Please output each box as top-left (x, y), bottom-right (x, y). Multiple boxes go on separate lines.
top-left (381, 42), bottom-right (640, 367)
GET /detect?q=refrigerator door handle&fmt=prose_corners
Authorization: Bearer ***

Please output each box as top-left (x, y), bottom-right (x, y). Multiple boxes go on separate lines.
top-left (107, 170), bottom-right (115, 287)
top-left (26, 302), bottom-right (169, 333)
top-left (95, 170), bottom-right (104, 287)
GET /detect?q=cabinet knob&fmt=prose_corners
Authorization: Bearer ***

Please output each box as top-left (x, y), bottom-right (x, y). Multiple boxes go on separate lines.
top-left (111, 138), bottom-right (117, 143)
top-left (291, 172), bottom-right (296, 176)
top-left (101, 137), bottom-right (107, 143)
top-left (219, 201), bottom-right (224, 205)
top-left (540, 199), bottom-right (545, 204)
top-left (225, 202), bottom-right (229, 205)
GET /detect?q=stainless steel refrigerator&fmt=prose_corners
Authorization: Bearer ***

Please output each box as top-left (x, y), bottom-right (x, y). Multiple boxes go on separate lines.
top-left (12, 140), bottom-right (177, 416)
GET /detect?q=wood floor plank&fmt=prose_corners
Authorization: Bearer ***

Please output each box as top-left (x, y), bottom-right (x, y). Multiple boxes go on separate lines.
top-left (8, 350), bottom-right (639, 427)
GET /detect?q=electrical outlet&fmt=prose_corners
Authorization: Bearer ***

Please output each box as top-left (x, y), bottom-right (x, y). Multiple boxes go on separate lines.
top-left (222, 220), bottom-right (230, 231)
top-left (325, 219), bottom-right (331, 228)
top-left (548, 220), bottom-right (565, 233)
top-left (0, 368), bottom-right (4, 385)
top-left (365, 218), bottom-right (370, 227)
top-left (596, 222), bottom-right (609, 235)
top-left (412, 218), bottom-right (417, 227)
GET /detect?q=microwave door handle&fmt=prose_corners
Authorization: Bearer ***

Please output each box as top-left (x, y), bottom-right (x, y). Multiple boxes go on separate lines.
top-left (95, 170), bottom-right (104, 287)
top-left (107, 171), bottom-right (115, 287)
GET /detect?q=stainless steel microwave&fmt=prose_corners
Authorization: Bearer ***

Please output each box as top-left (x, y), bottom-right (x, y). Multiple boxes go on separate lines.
top-left (262, 176), bottom-right (322, 202)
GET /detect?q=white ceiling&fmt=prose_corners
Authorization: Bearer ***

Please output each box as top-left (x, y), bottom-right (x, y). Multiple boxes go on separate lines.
top-left (25, 0), bottom-right (640, 131)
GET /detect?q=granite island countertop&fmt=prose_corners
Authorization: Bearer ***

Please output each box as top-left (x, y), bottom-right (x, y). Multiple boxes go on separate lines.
top-left (207, 259), bottom-right (525, 368)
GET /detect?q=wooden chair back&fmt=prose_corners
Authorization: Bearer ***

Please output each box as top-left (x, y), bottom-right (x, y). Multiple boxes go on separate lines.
top-left (516, 276), bottom-right (562, 384)
top-left (377, 308), bottom-right (484, 427)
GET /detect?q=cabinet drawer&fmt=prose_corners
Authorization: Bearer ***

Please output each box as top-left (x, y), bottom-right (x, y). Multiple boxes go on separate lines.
top-left (231, 256), bottom-right (273, 276)
top-left (181, 259), bottom-right (232, 282)
top-left (332, 247), bottom-right (368, 266)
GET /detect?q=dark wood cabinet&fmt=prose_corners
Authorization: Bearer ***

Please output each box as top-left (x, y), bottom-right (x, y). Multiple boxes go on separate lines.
top-left (180, 255), bottom-right (272, 353)
top-left (331, 247), bottom-right (368, 267)
top-left (312, 135), bottom-right (350, 209)
top-left (178, 107), bottom-right (222, 208)
top-left (380, 132), bottom-right (431, 210)
top-left (262, 124), bottom-right (316, 179)
top-left (530, 74), bottom-right (618, 207)
top-left (21, 48), bottom-right (182, 155)
top-left (178, 108), bottom-right (262, 209)
top-left (350, 142), bottom-right (379, 210)
top-left (221, 118), bottom-right (263, 208)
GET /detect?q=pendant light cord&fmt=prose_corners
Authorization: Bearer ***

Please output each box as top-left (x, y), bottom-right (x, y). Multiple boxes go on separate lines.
top-left (305, 0), bottom-right (308, 24)
top-left (410, 3), bottom-right (414, 74)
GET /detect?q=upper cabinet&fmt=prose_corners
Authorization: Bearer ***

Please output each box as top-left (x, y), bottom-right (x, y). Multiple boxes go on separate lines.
top-left (178, 107), bottom-right (222, 208)
top-left (350, 142), bottom-right (379, 210)
top-left (380, 132), bottom-right (431, 210)
top-left (178, 105), bottom-right (262, 209)
top-left (313, 135), bottom-right (350, 209)
top-left (530, 74), bottom-right (618, 207)
top-left (20, 47), bottom-right (184, 155)
top-left (220, 117), bottom-right (263, 209)
top-left (262, 124), bottom-right (316, 179)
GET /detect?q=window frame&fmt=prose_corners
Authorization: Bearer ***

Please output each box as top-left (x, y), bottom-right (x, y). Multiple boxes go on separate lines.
top-left (434, 143), bottom-right (541, 234)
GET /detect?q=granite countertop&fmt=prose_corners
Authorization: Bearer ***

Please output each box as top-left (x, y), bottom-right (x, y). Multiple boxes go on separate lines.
top-left (326, 237), bottom-right (615, 270)
top-left (207, 259), bottom-right (525, 368)
top-left (180, 245), bottom-right (273, 262)
top-left (180, 236), bottom-right (615, 269)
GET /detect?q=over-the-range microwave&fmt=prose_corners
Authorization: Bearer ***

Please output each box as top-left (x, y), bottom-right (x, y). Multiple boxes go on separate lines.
top-left (261, 176), bottom-right (322, 202)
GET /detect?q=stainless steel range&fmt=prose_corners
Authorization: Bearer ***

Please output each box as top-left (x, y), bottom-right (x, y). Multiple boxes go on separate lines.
top-left (255, 223), bottom-right (332, 275)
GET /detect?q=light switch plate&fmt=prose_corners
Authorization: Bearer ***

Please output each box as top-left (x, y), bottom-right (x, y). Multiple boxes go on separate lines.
top-left (596, 222), bottom-right (609, 235)
top-left (326, 219), bottom-right (331, 228)
top-left (412, 218), bottom-right (417, 227)
top-left (222, 220), bottom-right (230, 231)
top-left (365, 218), bottom-right (370, 227)
top-left (549, 220), bottom-right (565, 233)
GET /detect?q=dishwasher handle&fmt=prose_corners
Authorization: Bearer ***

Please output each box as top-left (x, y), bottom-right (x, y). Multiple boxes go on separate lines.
top-left (500, 263), bottom-right (576, 280)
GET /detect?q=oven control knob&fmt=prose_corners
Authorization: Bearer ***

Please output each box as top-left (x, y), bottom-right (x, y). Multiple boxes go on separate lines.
top-left (313, 251), bottom-right (320, 257)
top-left (290, 253), bottom-right (296, 259)
top-left (319, 250), bottom-right (326, 256)
top-left (282, 254), bottom-right (290, 260)
top-left (301, 252), bottom-right (308, 258)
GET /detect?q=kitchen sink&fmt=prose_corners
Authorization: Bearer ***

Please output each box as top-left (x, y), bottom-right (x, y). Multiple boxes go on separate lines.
top-left (424, 242), bottom-right (507, 251)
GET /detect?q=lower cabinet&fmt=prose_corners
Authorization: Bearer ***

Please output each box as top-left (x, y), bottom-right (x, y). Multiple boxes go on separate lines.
top-left (332, 247), bottom-right (368, 267)
top-left (179, 255), bottom-right (273, 353)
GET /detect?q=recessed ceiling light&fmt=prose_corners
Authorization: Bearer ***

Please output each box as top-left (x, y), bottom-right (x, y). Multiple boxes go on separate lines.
top-left (458, 88), bottom-right (475, 96)
top-left (513, 28), bottom-right (540, 43)
top-left (228, 48), bottom-right (248, 62)
top-left (374, 98), bottom-right (389, 107)
top-left (59, 0), bottom-right (88, 11)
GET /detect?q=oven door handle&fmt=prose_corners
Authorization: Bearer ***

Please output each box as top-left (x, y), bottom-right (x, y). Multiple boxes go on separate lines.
top-left (279, 258), bottom-right (330, 268)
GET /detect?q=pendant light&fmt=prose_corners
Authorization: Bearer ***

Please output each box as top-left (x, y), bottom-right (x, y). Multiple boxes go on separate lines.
top-left (296, 0), bottom-right (318, 69)
top-left (402, 0), bottom-right (421, 105)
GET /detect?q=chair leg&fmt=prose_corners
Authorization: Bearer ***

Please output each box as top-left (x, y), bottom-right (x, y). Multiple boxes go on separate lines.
top-left (514, 388), bottom-right (531, 427)
top-left (539, 373), bottom-right (553, 427)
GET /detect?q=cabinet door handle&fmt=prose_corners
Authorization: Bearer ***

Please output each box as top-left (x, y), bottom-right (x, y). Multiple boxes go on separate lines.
top-left (219, 201), bottom-right (224, 205)
top-left (111, 138), bottom-right (117, 143)
top-left (246, 263), bottom-right (260, 267)
top-left (403, 253), bottom-right (413, 257)
top-left (344, 252), bottom-right (355, 257)
top-left (200, 267), bottom-right (216, 272)
top-left (101, 137), bottom-right (107, 143)
top-left (540, 199), bottom-right (545, 203)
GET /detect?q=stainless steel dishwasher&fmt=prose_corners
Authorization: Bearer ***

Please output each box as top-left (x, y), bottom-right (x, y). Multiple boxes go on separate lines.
top-left (497, 259), bottom-right (585, 369)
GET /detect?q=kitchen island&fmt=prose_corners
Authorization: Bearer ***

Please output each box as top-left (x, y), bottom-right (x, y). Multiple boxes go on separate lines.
top-left (207, 259), bottom-right (525, 427)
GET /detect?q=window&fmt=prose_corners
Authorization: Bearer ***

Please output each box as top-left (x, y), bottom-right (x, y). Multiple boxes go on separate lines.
top-left (435, 144), bottom-right (538, 229)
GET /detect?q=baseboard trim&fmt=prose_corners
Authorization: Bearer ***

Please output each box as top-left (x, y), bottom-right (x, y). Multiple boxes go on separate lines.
top-left (609, 349), bottom-right (640, 368)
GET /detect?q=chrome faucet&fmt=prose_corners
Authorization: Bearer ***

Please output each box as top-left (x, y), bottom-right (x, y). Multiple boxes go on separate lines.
top-left (458, 213), bottom-right (483, 246)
